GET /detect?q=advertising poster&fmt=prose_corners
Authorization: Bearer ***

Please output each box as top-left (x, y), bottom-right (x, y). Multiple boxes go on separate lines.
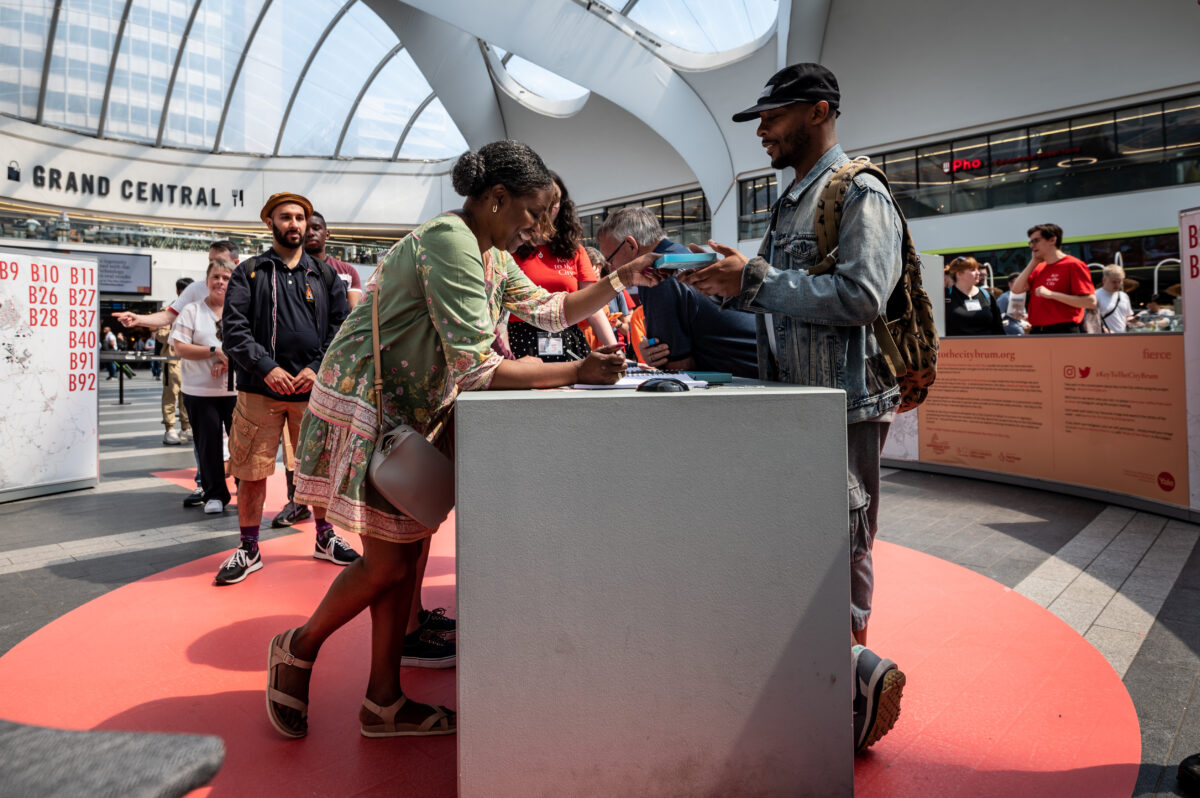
top-left (919, 335), bottom-right (1187, 507)
top-left (0, 247), bottom-right (100, 500)
top-left (1182, 207), bottom-right (1200, 512)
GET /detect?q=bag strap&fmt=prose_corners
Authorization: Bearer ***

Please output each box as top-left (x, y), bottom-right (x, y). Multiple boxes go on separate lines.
top-left (811, 158), bottom-right (908, 377)
top-left (369, 267), bottom-right (450, 441)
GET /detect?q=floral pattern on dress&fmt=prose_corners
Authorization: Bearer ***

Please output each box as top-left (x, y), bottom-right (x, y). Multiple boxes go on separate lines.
top-left (294, 213), bottom-right (567, 542)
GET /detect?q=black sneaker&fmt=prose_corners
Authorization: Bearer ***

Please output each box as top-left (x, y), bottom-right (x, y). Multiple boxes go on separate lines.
top-left (314, 532), bottom-right (360, 565)
top-left (852, 645), bottom-right (905, 753)
top-left (418, 607), bottom-right (457, 640)
top-left (182, 487), bottom-right (205, 508)
top-left (271, 500), bottom-right (312, 528)
top-left (1180, 753), bottom-right (1200, 795)
top-left (401, 629), bottom-right (456, 669)
top-left (213, 545), bottom-right (262, 586)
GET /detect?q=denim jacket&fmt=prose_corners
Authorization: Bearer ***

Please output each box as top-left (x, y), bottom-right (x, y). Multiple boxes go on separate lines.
top-left (731, 144), bottom-right (903, 424)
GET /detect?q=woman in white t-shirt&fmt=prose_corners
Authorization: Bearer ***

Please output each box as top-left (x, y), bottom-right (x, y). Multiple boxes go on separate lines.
top-left (1095, 264), bottom-right (1133, 333)
top-left (170, 260), bottom-right (237, 514)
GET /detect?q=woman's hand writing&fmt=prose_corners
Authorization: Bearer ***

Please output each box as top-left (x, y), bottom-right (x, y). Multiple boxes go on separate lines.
top-left (576, 344), bottom-right (627, 385)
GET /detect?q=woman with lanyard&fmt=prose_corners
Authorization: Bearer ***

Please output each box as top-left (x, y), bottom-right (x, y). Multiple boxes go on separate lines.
top-left (505, 172), bottom-right (618, 361)
top-left (170, 259), bottom-right (236, 513)
top-left (264, 140), bottom-right (663, 740)
top-left (945, 256), bottom-right (1003, 336)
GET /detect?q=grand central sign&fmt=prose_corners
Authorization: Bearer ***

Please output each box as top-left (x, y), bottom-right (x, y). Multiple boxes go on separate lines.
top-left (22, 164), bottom-right (241, 208)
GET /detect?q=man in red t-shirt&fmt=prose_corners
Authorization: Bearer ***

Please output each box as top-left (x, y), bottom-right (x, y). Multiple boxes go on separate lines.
top-left (1011, 223), bottom-right (1096, 334)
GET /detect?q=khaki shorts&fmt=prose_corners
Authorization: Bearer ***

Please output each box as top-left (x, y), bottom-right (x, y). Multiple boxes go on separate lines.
top-left (228, 392), bottom-right (307, 482)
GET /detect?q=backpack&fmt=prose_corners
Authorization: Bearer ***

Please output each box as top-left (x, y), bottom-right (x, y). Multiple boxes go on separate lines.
top-left (810, 158), bottom-right (939, 413)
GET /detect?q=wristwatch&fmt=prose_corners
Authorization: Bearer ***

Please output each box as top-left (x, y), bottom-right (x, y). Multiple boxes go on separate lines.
top-left (607, 270), bottom-right (626, 294)
top-left (209, 346), bottom-right (216, 354)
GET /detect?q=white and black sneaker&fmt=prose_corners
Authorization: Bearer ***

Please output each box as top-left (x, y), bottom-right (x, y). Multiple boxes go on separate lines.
top-left (213, 545), bottom-right (262, 586)
top-left (314, 532), bottom-right (360, 566)
top-left (400, 629), bottom-right (456, 669)
top-left (852, 645), bottom-right (905, 753)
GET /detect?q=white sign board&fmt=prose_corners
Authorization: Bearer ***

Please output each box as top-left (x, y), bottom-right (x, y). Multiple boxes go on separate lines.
top-left (95, 250), bottom-right (152, 295)
top-left (0, 246), bottom-right (100, 500)
top-left (1181, 207), bottom-right (1200, 513)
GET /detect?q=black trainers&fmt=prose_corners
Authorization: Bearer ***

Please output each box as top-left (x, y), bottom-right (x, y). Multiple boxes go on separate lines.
top-left (214, 545), bottom-right (262, 586)
top-left (271, 500), bottom-right (312, 528)
top-left (1180, 753), bottom-right (1200, 795)
top-left (314, 532), bottom-right (360, 565)
top-left (418, 607), bottom-right (457, 640)
top-left (182, 487), bottom-right (205, 508)
top-left (401, 629), bottom-right (456, 669)
top-left (852, 645), bottom-right (905, 753)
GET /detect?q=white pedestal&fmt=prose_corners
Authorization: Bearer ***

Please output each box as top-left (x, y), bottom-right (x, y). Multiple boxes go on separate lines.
top-left (455, 384), bottom-right (852, 797)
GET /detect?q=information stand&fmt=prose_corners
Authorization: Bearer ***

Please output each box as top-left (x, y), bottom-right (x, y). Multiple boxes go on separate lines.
top-left (0, 246), bottom-right (100, 502)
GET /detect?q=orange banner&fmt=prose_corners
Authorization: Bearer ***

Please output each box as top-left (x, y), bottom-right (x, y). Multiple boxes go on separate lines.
top-left (919, 335), bottom-right (1187, 506)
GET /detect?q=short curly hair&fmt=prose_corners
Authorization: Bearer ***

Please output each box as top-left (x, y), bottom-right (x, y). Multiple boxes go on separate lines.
top-left (451, 140), bottom-right (552, 200)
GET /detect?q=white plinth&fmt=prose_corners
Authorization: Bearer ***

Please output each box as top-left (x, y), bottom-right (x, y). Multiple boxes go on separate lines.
top-left (455, 384), bottom-right (852, 797)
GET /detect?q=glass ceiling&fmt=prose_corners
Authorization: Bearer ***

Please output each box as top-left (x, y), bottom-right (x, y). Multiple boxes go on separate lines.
top-left (0, 0), bottom-right (777, 161)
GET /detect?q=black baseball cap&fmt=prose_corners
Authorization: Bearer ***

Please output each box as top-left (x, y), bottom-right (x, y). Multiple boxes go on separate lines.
top-left (732, 63), bottom-right (840, 122)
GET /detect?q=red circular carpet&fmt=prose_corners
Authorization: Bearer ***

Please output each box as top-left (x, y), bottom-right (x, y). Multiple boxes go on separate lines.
top-left (0, 470), bottom-right (1140, 796)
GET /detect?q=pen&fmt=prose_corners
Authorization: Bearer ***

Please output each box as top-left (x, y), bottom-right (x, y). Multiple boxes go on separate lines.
top-left (563, 348), bottom-right (583, 361)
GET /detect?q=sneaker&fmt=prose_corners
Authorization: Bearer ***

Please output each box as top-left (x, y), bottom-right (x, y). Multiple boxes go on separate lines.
top-left (400, 629), bottom-right (456, 669)
top-left (418, 607), bottom-right (457, 640)
top-left (163, 429), bottom-right (181, 445)
top-left (852, 645), bottom-right (905, 753)
top-left (203, 499), bottom-right (223, 514)
top-left (271, 500), bottom-right (312, 528)
top-left (213, 546), bottom-right (262, 586)
top-left (182, 487), bottom-right (205, 508)
top-left (1180, 753), bottom-right (1200, 794)
top-left (314, 532), bottom-right (360, 565)
top-left (179, 429), bottom-right (191, 443)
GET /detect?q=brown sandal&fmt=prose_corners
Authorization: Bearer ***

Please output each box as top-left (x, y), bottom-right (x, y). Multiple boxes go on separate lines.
top-left (360, 696), bottom-right (456, 738)
top-left (266, 629), bottom-right (313, 739)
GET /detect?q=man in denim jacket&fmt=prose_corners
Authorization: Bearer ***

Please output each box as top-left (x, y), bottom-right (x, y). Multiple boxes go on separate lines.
top-left (681, 63), bottom-right (905, 753)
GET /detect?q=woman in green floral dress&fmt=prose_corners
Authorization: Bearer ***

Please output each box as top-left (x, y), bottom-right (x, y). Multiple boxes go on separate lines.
top-left (266, 140), bottom-right (663, 740)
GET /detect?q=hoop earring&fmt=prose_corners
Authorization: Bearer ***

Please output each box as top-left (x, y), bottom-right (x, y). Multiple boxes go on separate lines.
top-left (491, 205), bottom-right (498, 213)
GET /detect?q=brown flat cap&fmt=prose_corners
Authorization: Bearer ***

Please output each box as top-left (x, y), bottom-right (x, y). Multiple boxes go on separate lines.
top-left (260, 192), bottom-right (313, 223)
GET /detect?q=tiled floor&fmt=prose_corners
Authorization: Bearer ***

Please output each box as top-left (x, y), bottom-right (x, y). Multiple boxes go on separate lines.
top-left (0, 379), bottom-right (1197, 796)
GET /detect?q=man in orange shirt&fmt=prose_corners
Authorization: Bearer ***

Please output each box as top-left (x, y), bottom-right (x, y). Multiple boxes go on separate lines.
top-left (1010, 223), bottom-right (1096, 334)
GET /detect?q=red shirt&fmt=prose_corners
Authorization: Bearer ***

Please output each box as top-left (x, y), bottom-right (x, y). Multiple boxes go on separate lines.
top-left (509, 244), bottom-right (598, 323)
top-left (1027, 255), bottom-right (1094, 327)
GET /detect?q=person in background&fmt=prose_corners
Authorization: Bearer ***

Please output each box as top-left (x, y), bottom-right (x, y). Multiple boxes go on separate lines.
top-left (597, 207), bottom-right (758, 376)
top-left (1011, 223), bottom-right (1096, 334)
top-left (1132, 292), bottom-right (1175, 330)
top-left (944, 256), bottom-right (1003, 336)
top-left (170, 259), bottom-right (237, 514)
top-left (583, 245), bottom-right (633, 350)
top-left (263, 140), bottom-right (662, 741)
top-left (216, 193), bottom-right (357, 586)
top-left (142, 333), bottom-right (161, 379)
top-left (678, 62), bottom-right (906, 753)
top-left (995, 273), bottom-right (1029, 336)
top-left (1094, 264), bottom-right (1132, 334)
top-left (102, 326), bottom-right (118, 380)
top-left (116, 241), bottom-right (241, 505)
top-left (508, 172), bottom-right (617, 361)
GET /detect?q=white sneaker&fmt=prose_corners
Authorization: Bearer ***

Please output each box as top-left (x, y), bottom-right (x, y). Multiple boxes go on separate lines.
top-left (179, 429), bottom-right (191, 443)
top-left (204, 499), bottom-right (223, 514)
top-left (163, 429), bottom-right (181, 445)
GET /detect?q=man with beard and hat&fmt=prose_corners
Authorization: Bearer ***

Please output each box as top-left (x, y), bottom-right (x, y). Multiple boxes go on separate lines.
top-left (214, 192), bottom-right (357, 585)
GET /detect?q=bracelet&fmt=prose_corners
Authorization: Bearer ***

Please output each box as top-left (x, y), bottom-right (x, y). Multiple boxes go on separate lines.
top-left (607, 270), bottom-right (626, 294)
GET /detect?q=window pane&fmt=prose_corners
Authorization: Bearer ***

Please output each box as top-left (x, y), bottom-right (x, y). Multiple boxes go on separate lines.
top-left (1164, 95), bottom-right (1200, 187)
top-left (276, 2), bottom-right (395, 156)
top-left (987, 128), bottom-right (1029, 208)
top-left (505, 55), bottom-right (586, 101)
top-left (1028, 119), bottom-right (1072, 203)
top-left (340, 50), bottom-right (430, 159)
top-left (0, 0), bottom-right (53, 119)
top-left (1059, 111), bottom-right (1117, 200)
top-left (43, 0), bottom-right (123, 133)
top-left (396, 98), bottom-right (467, 161)
top-left (163, 0), bottom-right (266, 149)
top-left (218, 0), bottom-right (342, 154)
top-left (914, 144), bottom-right (951, 216)
top-left (949, 135), bottom-right (988, 213)
top-left (627, 0), bottom-right (777, 53)
top-left (104, 0), bottom-right (190, 142)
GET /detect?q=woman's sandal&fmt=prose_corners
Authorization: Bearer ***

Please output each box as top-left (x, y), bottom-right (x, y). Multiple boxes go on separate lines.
top-left (266, 629), bottom-right (313, 739)
top-left (360, 695), bottom-right (457, 738)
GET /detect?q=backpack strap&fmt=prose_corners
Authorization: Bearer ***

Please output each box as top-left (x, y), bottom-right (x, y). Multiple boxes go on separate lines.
top-left (811, 158), bottom-right (907, 377)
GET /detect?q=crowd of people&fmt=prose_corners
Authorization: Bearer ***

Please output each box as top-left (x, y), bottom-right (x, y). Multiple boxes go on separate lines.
top-left (943, 223), bottom-right (1183, 337)
top-left (104, 61), bottom-right (925, 756)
